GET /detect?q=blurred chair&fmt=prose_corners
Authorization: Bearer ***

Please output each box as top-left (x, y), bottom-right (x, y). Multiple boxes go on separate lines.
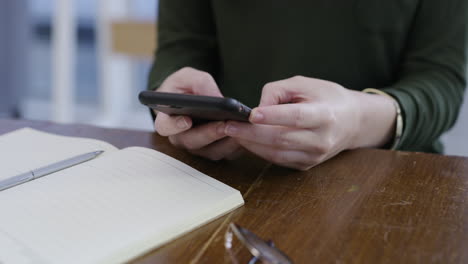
top-left (91, 1), bottom-right (156, 129)
top-left (111, 21), bottom-right (156, 58)
top-left (48, 0), bottom-right (156, 129)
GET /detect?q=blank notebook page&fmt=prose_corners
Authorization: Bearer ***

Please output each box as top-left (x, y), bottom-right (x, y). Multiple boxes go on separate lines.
top-left (0, 147), bottom-right (243, 264)
top-left (0, 128), bottom-right (118, 180)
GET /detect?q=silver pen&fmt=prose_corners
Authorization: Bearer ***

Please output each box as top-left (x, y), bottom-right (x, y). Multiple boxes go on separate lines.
top-left (0, 150), bottom-right (104, 192)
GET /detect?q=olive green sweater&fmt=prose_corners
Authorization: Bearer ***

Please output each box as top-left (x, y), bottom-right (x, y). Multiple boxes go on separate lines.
top-left (148, 0), bottom-right (467, 153)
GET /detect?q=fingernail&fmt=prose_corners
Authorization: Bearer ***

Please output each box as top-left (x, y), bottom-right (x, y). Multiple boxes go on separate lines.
top-left (225, 124), bottom-right (238, 135)
top-left (176, 117), bottom-right (189, 129)
top-left (217, 122), bottom-right (225, 135)
top-left (250, 110), bottom-right (264, 122)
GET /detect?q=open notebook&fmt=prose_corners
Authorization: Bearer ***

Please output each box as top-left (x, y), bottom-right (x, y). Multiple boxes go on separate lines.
top-left (0, 128), bottom-right (243, 264)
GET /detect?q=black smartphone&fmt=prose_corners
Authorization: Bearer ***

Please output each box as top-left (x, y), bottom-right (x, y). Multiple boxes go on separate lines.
top-left (138, 91), bottom-right (252, 122)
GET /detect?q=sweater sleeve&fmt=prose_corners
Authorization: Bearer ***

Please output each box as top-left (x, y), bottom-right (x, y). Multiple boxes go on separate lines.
top-left (382, 0), bottom-right (467, 152)
top-left (147, 0), bottom-right (218, 90)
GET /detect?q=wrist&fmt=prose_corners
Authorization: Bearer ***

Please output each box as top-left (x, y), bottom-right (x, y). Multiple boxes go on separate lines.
top-left (362, 88), bottom-right (403, 150)
top-left (348, 90), bottom-right (398, 149)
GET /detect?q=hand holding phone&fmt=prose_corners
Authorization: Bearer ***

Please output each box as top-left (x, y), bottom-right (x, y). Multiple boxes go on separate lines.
top-left (147, 67), bottom-right (245, 161)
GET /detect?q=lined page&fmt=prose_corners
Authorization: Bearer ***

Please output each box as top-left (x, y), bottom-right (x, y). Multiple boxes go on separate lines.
top-left (0, 147), bottom-right (243, 264)
top-left (0, 128), bottom-right (118, 179)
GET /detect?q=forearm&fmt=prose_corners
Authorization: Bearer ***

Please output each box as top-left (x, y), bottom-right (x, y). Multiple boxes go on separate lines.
top-left (349, 66), bottom-right (466, 152)
top-left (383, 70), bottom-right (466, 151)
top-left (148, 45), bottom-right (218, 90)
top-left (148, 0), bottom-right (218, 91)
top-left (377, 0), bottom-right (467, 152)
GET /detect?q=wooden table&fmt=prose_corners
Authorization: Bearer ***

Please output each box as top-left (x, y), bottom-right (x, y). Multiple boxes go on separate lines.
top-left (2, 119), bottom-right (468, 263)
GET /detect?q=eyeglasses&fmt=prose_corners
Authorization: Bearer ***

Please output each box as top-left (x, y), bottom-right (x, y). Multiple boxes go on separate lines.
top-left (224, 223), bottom-right (293, 264)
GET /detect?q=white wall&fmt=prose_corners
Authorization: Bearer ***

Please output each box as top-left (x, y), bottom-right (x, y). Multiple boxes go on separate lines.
top-left (442, 89), bottom-right (468, 157)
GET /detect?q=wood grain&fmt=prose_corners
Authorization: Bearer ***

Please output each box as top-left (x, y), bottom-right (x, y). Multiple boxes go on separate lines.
top-left (2, 119), bottom-right (468, 263)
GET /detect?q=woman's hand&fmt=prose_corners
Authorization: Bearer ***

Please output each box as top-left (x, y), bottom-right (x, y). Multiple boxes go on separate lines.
top-left (224, 76), bottom-right (396, 170)
top-left (154, 67), bottom-right (243, 160)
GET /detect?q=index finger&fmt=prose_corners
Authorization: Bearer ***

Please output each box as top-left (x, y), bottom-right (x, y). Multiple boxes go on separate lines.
top-left (249, 104), bottom-right (326, 128)
top-left (258, 77), bottom-right (311, 106)
top-left (154, 112), bottom-right (193, 136)
top-left (159, 67), bottom-right (223, 97)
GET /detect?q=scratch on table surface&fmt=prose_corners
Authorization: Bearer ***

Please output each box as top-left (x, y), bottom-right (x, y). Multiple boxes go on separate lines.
top-left (262, 200), bottom-right (316, 226)
top-left (383, 230), bottom-right (390, 243)
top-left (384, 200), bottom-right (413, 207)
top-left (360, 222), bottom-right (415, 232)
top-left (347, 185), bottom-right (359, 193)
top-left (383, 223), bottom-right (415, 231)
top-left (396, 151), bottom-right (411, 156)
top-left (280, 200), bottom-right (315, 218)
top-left (255, 199), bottom-right (281, 207)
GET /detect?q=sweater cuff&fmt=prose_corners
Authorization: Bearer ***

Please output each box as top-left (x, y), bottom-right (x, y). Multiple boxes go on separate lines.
top-left (380, 87), bottom-right (415, 150)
